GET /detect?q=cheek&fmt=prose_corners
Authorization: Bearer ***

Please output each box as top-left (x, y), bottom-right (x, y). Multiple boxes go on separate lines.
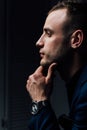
top-left (48, 42), bottom-right (61, 55)
top-left (45, 40), bottom-right (59, 52)
top-left (45, 43), bottom-right (60, 60)
top-left (44, 36), bottom-right (64, 58)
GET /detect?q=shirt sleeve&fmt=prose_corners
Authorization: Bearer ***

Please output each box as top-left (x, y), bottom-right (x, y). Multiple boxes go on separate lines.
top-left (28, 102), bottom-right (60, 130)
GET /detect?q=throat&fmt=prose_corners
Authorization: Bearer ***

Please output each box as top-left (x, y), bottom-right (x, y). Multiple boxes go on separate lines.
top-left (57, 54), bottom-right (83, 83)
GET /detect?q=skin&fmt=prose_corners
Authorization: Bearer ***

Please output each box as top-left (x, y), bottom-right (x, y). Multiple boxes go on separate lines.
top-left (26, 63), bottom-right (57, 101)
top-left (36, 9), bottom-right (69, 67)
top-left (26, 8), bottom-right (83, 102)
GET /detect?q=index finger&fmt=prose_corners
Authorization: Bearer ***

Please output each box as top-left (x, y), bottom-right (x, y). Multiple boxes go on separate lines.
top-left (34, 66), bottom-right (44, 75)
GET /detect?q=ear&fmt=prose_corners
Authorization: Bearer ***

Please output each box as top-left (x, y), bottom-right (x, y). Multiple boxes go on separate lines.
top-left (70, 30), bottom-right (83, 49)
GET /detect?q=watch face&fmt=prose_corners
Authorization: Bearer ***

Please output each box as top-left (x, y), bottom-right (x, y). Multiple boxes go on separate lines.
top-left (31, 102), bottom-right (39, 115)
top-left (30, 100), bottom-right (49, 115)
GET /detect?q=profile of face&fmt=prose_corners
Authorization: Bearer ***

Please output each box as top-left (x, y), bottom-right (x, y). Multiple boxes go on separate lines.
top-left (36, 8), bottom-right (71, 68)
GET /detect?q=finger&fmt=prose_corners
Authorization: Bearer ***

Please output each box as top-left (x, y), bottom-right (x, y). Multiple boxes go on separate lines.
top-left (34, 66), bottom-right (43, 75)
top-left (46, 63), bottom-right (57, 82)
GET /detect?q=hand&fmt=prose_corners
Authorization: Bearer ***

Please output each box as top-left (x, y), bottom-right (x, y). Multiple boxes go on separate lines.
top-left (26, 63), bottom-right (57, 102)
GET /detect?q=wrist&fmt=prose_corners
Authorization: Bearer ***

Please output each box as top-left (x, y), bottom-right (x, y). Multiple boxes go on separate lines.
top-left (32, 97), bottom-right (48, 103)
top-left (30, 99), bottom-right (50, 115)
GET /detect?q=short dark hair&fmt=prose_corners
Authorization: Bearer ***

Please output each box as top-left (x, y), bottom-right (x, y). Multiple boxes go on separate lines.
top-left (48, 1), bottom-right (87, 34)
top-left (48, 1), bottom-right (87, 62)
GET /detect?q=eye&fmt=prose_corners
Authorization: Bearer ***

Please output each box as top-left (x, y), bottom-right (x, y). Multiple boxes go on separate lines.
top-left (46, 30), bottom-right (52, 37)
top-left (44, 29), bottom-right (52, 37)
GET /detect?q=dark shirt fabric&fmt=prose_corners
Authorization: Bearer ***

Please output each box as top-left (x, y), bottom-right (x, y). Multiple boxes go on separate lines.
top-left (66, 68), bottom-right (82, 108)
top-left (68, 65), bottom-right (87, 129)
top-left (28, 65), bottom-right (87, 130)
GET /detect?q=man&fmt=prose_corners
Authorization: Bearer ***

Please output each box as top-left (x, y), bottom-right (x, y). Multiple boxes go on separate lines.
top-left (26, 0), bottom-right (87, 129)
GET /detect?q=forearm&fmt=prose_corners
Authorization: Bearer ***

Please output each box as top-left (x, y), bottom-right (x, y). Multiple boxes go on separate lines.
top-left (28, 101), bottom-right (60, 130)
top-left (26, 64), bottom-right (59, 129)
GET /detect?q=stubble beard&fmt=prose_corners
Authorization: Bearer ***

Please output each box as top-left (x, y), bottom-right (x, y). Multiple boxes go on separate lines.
top-left (40, 56), bottom-right (51, 68)
top-left (39, 35), bottom-right (72, 74)
top-left (40, 55), bottom-right (54, 76)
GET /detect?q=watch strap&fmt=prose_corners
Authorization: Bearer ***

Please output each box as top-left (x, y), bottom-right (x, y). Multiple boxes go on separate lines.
top-left (30, 100), bottom-right (49, 115)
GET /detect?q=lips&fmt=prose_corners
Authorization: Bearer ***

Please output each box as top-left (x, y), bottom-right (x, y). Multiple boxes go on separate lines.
top-left (40, 53), bottom-right (44, 58)
top-left (39, 51), bottom-right (44, 58)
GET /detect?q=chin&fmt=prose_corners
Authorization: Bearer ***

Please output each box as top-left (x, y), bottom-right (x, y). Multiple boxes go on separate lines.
top-left (40, 60), bottom-right (51, 68)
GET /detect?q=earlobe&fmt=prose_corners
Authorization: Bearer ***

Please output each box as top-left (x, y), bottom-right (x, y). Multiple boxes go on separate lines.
top-left (71, 30), bottom-right (83, 49)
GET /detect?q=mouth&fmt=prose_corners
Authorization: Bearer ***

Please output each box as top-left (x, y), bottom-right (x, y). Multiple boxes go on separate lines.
top-left (39, 52), bottom-right (44, 58)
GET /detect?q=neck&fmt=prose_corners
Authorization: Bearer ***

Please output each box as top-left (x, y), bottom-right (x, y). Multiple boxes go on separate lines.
top-left (57, 53), bottom-right (83, 82)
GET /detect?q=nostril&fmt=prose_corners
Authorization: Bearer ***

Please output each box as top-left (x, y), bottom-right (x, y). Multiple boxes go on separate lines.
top-left (36, 40), bottom-right (44, 48)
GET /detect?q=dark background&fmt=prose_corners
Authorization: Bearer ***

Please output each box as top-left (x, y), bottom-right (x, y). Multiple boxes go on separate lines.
top-left (0, 0), bottom-right (69, 130)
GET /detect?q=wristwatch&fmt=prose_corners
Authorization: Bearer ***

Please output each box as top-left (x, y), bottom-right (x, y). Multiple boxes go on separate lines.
top-left (30, 100), bottom-right (49, 115)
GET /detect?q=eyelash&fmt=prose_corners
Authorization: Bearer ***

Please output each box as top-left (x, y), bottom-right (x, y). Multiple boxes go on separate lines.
top-left (46, 31), bottom-right (51, 37)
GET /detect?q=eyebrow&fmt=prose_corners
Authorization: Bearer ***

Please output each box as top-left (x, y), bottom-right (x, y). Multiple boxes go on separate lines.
top-left (43, 27), bottom-right (54, 34)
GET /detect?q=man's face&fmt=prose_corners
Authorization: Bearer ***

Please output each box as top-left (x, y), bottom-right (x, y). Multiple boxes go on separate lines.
top-left (36, 8), bottom-right (71, 68)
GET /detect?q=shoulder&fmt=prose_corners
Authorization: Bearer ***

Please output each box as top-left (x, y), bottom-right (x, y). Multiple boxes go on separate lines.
top-left (71, 65), bottom-right (87, 108)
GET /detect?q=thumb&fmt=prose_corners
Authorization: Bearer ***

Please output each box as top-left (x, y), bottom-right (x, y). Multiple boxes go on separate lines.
top-left (46, 63), bottom-right (57, 82)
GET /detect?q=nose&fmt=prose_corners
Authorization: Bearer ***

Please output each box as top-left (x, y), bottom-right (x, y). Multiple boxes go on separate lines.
top-left (36, 34), bottom-right (44, 47)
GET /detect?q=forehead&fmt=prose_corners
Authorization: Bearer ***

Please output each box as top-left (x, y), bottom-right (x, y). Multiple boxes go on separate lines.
top-left (44, 9), bottom-right (68, 30)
